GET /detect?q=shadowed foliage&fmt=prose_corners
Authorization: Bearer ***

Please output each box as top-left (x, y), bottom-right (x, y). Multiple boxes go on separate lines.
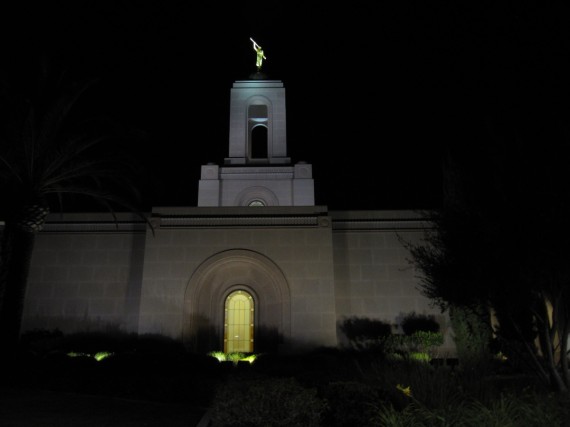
top-left (0, 62), bottom-right (148, 360)
top-left (403, 133), bottom-right (570, 392)
top-left (401, 312), bottom-right (440, 335)
top-left (339, 316), bottom-right (392, 351)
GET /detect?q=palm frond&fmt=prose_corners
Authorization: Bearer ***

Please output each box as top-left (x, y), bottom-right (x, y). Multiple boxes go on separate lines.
top-left (0, 154), bottom-right (25, 185)
top-left (36, 78), bottom-right (99, 148)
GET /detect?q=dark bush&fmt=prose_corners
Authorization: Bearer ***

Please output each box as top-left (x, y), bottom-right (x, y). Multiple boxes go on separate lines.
top-left (50, 331), bottom-right (187, 358)
top-left (58, 331), bottom-right (136, 354)
top-left (339, 316), bottom-right (392, 350)
top-left (401, 312), bottom-right (440, 335)
top-left (19, 328), bottom-right (64, 357)
top-left (132, 333), bottom-right (187, 355)
top-left (321, 381), bottom-right (383, 427)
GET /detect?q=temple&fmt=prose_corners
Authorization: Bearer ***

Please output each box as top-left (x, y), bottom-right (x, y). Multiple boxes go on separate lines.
top-left (20, 76), bottom-right (452, 354)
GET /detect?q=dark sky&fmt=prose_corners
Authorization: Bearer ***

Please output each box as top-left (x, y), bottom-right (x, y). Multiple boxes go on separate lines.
top-left (2, 1), bottom-right (569, 211)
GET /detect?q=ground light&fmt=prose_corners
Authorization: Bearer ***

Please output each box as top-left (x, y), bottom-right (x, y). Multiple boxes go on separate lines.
top-left (208, 351), bottom-right (258, 365)
top-left (67, 351), bottom-right (113, 361)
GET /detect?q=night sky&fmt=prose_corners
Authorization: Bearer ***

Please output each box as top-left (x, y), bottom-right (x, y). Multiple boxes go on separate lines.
top-left (2, 1), bottom-right (569, 211)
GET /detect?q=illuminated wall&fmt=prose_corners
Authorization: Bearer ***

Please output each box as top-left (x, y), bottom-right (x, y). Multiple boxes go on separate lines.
top-left (20, 208), bottom-right (454, 355)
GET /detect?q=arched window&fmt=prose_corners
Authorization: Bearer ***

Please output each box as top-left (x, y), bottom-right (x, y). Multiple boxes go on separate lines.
top-left (224, 290), bottom-right (254, 352)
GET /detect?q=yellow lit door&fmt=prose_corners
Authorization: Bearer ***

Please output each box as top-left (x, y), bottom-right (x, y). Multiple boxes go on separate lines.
top-left (224, 290), bottom-right (254, 353)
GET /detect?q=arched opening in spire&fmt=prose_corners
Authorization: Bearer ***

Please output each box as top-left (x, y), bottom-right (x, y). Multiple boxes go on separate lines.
top-left (248, 104), bottom-right (268, 161)
top-left (251, 125), bottom-right (268, 159)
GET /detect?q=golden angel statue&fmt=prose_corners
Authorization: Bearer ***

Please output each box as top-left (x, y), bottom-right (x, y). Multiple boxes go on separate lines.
top-left (250, 38), bottom-right (266, 71)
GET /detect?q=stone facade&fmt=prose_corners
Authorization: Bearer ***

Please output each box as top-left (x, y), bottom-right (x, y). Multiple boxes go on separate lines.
top-left (21, 208), bottom-right (454, 354)
top-left (22, 213), bottom-right (146, 334)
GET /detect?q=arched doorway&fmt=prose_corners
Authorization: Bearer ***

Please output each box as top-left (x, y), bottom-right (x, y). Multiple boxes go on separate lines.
top-left (184, 249), bottom-right (291, 353)
top-left (224, 290), bottom-right (254, 352)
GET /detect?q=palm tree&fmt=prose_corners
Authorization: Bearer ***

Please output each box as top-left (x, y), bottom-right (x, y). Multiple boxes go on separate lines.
top-left (0, 66), bottom-right (149, 358)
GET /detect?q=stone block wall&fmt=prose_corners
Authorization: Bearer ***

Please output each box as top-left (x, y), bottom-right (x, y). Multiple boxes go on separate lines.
top-left (330, 210), bottom-right (455, 355)
top-left (21, 214), bottom-right (146, 335)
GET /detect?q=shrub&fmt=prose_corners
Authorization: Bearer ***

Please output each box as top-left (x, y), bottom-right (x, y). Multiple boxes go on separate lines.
top-left (19, 328), bottom-right (64, 357)
top-left (339, 316), bottom-right (392, 351)
top-left (384, 331), bottom-right (444, 362)
top-left (401, 312), bottom-right (440, 335)
top-left (321, 381), bottom-right (383, 427)
top-left (449, 304), bottom-right (493, 373)
top-left (374, 360), bottom-right (465, 410)
top-left (209, 375), bottom-right (327, 427)
top-left (58, 331), bottom-right (136, 354)
top-left (373, 390), bottom-right (570, 427)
